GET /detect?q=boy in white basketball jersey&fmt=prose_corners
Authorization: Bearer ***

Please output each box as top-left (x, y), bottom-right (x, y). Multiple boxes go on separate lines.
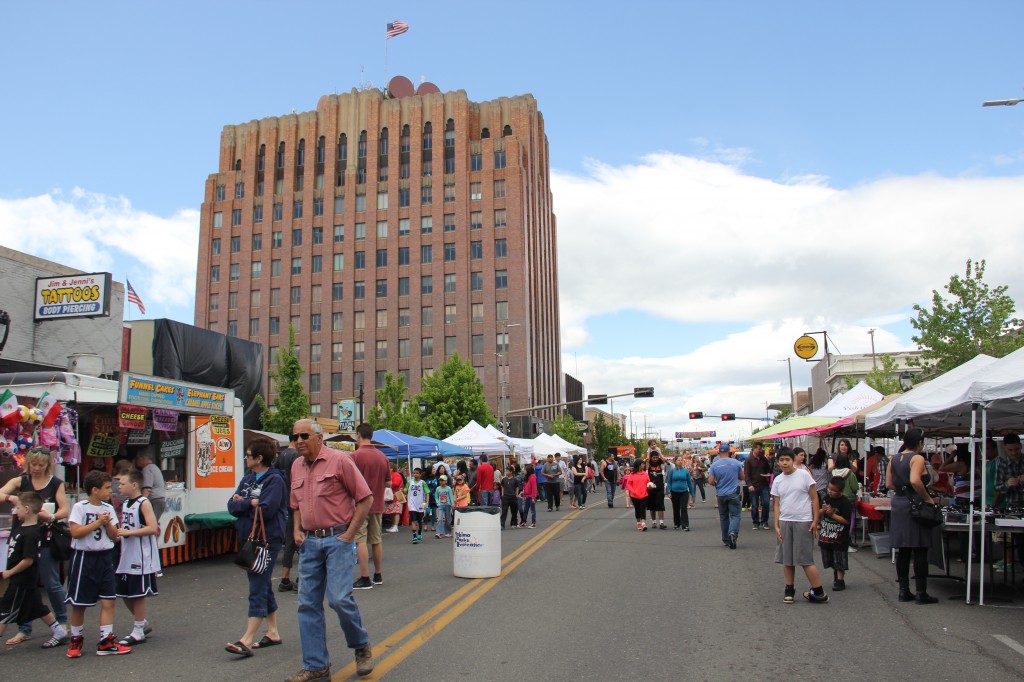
top-left (115, 468), bottom-right (160, 645)
top-left (66, 470), bottom-right (131, 657)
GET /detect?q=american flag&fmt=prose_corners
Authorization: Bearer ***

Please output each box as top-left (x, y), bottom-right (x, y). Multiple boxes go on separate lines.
top-left (126, 279), bottom-right (146, 314)
top-left (386, 20), bottom-right (409, 39)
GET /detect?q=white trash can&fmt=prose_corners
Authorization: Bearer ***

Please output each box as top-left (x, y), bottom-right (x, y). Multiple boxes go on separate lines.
top-left (453, 506), bottom-right (501, 578)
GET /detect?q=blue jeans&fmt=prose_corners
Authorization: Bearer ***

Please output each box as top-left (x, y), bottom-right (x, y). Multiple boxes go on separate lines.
top-left (519, 498), bottom-right (536, 524)
top-left (247, 542), bottom-right (281, 617)
top-left (717, 494), bottom-right (741, 544)
top-left (479, 490), bottom-right (499, 506)
top-left (605, 480), bottom-right (617, 505)
top-left (297, 535), bottom-right (369, 671)
top-left (749, 487), bottom-right (770, 524)
top-left (436, 506), bottom-right (452, 535)
top-left (21, 544), bottom-right (67, 635)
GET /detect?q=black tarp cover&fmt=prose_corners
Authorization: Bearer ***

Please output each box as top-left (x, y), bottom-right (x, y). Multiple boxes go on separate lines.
top-left (150, 319), bottom-right (263, 428)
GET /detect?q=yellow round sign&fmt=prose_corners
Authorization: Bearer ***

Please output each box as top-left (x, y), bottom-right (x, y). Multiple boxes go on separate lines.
top-left (794, 335), bottom-right (819, 360)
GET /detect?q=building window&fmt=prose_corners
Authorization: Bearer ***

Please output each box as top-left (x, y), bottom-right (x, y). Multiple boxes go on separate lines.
top-left (334, 196), bottom-right (345, 214)
top-left (355, 222), bottom-right (366, 240)
top-left (353, 341), bottom-right (365, 360)
top-left (444, 213), bottom-right (456, 232)
top-left (310, 343), bottom-right (321, 364)
top-left (310, 313), bottom-right (321, 332)
top-left (376, 279), bottom-right (387, 297)
top-left (312, 226), bottom-right (323, 244)
top-left (472, 302), bottom-right (484, 323)
top-left (496, 301), bottom-right (509, 321)
top-left (333, 254), bottom-right (345, 271)
top-left (353, 372), bottom-right (364, 392)
top-left (377, 192), bottom-right (388, 210)
top-left (445, 336), bottom-right (457, 356)
top-left (421, 185), bottom-right (432, 205)
top-left (211, 265), bottom-right (220, 282)
top-left (252, 233), bottom-right (262, 250)
top-left (421, 337), bottom-right (433, 357)
top-left (496, 332), bottom-right (509, 354)
top-left (376, 340), bottom-right (388, 359)
top-left (216, 184), bottom-right (226, 201)
top-left (331, 372), bottom-right (343, 391)
top-left (494, 238), bottom-right (507, 258)
top-left (273, 203), bottom-right (283, 221)
top-left (376, 249), bottom-right (387, 267)
top-left (332, 342), bottom-right (343, 361)
top-left (444, 183), bottom-right (455, 203)
top-left (472, 334), bottom-right (483, 354)
top-left (421, 275), bottom-right (433, 294)
top-left (354, 251), bottom-right (366, 269)
top-left (471, 271), bottom-right (483, 291)
top-left (421, 216), bottom-right (432, 234)
top-left (271, 259), bottom-right (281, 277)
top-left (294, 200), bottom-right (306, 219)
top-left (445, 304), bottom-right (457, 324)
top-left (376, 220), bottom-right (388, 238)
top-left (311, 284), bottom-right (321, 302)
top-left (254, 205), bottom-right (263, 223)
top-left (494, 150), bottom-right (506, 169)
top-left (290, 286), bottom-right (301, 304)
top-left (209, 293), bottom-right (219, 311)
top-left (291, 257), bottom-right (302, 275)
top-left (270, 317), bottom-right (280, 335)
top-left (376, 309), bottom-right (387, 328)
top-left (445, 157), bottom-right (455, 174)
top-left (230, 236), bottom-right (241, 253)
top-left (470, 241), bottom-right (482, 259)
top-left (212, 238), bottom-right (221, 256)
top-left (398, 247), bottom-right (410, 265)
top-left (443, 243), bottom-right (456, 262)
top-left (355, 194), bottom-right (366, 212)
top-left (421, 305), bottom-right (434, 327)
top-left (272, 231), bottom-right (283, 248)
top-left (399, 308), bottom-right (410, 327)
top-left (250, 290), bottom-right (261, 307)
top-left (399, 187), bottom-right (410, 207)
top-left (399, 338), bottom-right (410, 358)
top-left (495, 270), bottom-right (508, 289)
top-left (213, 211), bottom-right (223, 228)
top-left (398, 277), bottom-right (410, 296)
top-left (444, 273), bottom-right (456, 293)
top-left (312, 255), bottom-right (322, 273)
top-left (470, 182), bottom-right (482, 200)
top-left (227, 320), bottom-right (237, 337)
top-left (398, 217), bottom-right (410, 236)
top-left (228, 292), bottom-right (239, 310)
top-left (354, 281), bottom-right (365, 299)
top-left (252, 261), bottom-right (262, 278)
top-left (249, 318), bottom-right (260, 336)
top-left (503, 125), bottom-right (512, 137)
top-left (470, 211), bottom-right (482, 230)
top-left (332, 283), bottom-right (343, 301)
top-left (292, 229), bottom-right (303, 247)
top-left (421, 245), bottom-right (433, 264)
top-left (232, 209), bottom-right (242, 226)
top-left (334, 224), bottom-right (344, 242)
top-left (332, 312), bottom-right (343, 332)
top-left (470, 153), bottom-right (482, 171)
top-left (494, 209), bottom-right (507, 228)
top-left (270, 288), bottom-right (281, 306)
top-left (309, 373), bottom-right (320, 393)
top-left (313, 197), bottom-right (323, 216)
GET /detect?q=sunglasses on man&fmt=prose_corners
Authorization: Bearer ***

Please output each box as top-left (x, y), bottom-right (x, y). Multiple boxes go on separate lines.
top-left (291, 432), bottom-right (313, 441)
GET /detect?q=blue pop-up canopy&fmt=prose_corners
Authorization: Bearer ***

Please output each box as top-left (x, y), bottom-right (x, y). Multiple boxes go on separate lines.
top-left (419, 436), bottom-right (472, 457)
top-left (371, 429), bottom-right (439, 459)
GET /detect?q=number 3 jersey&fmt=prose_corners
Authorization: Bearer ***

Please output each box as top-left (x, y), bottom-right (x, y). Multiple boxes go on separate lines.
top-left (117, 496), bottom-right (161, 575)
top-left (69, 499), bottom-right (119, 552)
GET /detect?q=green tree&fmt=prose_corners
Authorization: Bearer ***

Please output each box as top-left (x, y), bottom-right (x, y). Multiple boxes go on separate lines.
top-left (864, 353), bottom-right (903, 395)
top-left (592, 414), bottom-right (626, 460)
top-left (911, 259), bottom-right (1024, 373)
top-left (548, 414), bottom-right (583, 446)
top-left (365, 372), bottom-right (424, 435)
top-left (417, 353), bottom-right (495, 439)
top-left (256, 325), bottom-right (310, 435)
top-left (770, 406), bottom-right (793, 425)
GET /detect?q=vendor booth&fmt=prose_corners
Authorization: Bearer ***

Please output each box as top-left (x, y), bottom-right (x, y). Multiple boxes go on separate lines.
top-left (0, 371), bottom-right (246, 568)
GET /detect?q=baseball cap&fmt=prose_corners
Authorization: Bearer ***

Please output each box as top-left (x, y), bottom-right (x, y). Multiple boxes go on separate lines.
top-left (439, 474), bottom-right (448, 481)
top-left (719, 443), bottom-right (731, 453)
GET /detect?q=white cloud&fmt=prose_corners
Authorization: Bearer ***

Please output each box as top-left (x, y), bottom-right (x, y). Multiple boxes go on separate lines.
top-left (553, 152), bottom-right (1024, 437)
top-left (0, 188), bottom-right (200, 311)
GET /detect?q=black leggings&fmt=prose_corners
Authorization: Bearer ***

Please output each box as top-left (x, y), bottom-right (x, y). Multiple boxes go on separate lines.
top-left (631, 497), bottom-right (648, 521)
top-left (896, 547), bottom-right (930, 591)
top-left (670, 491), bottom-right (690, 527)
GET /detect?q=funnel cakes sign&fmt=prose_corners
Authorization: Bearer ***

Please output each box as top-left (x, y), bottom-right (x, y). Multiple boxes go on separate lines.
top-left (118, 372), bottom-right (234, 416)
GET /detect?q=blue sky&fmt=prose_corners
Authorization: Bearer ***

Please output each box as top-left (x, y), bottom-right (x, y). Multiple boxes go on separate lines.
top-left (3, 1), bottom-right (1024, 438)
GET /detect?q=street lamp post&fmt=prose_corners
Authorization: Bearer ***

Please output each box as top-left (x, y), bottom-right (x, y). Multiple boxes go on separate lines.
top-left (868, 328), bottom-right (877, 369)
top-left (778, 358), bottom-right (795, 413)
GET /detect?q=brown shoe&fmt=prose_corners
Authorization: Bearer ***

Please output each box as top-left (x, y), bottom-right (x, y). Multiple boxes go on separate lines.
top-left (355, 645), bottom-right (375, 677)
top-left (286, 667), bottom-right (330, 682)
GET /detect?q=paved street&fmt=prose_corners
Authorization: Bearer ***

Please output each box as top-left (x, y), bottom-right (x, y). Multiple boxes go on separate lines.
top-left (4, 491), bottom-right (1023, 681)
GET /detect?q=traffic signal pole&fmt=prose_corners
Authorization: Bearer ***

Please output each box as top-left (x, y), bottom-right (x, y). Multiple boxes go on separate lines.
top-left (505, 389), bottom-right (652, 416)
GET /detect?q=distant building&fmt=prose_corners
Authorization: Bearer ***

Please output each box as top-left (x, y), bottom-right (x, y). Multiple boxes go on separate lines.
top-left (810, 351), bottom-right (923, 410)
top-left (564, 373), bottom-right (583, 421)
top-left (193, 82), bottom-right (562, 431)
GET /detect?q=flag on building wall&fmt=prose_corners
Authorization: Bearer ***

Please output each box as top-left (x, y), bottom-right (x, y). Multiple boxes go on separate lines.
top-left (386, 20), bottom-right (409, 39)
top-left (0, 389), bottom-right (19, 428)
top-left (126, 279), bottom-right (146, 314)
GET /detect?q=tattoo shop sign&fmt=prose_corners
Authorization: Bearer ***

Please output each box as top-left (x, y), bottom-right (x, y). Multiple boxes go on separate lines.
top-left (34, 273), bottom-right (112, 320)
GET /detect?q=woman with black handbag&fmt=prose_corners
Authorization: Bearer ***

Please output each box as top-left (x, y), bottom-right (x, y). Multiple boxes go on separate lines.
top-left (886, 428), bottom-right (940, 604)
top-left (225, 439), bottom-right (288, 657)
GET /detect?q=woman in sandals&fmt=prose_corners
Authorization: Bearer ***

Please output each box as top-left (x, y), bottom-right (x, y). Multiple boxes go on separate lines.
top-left (225, 439), bottom-right (288, 657)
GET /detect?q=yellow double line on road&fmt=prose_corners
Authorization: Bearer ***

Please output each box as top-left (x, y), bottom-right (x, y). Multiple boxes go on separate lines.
top-left (333, 507), bottom-right (585, 680)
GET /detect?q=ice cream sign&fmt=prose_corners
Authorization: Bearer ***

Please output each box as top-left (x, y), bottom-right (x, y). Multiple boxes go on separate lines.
top-left (118, 372), bottom-right (234, 416)
top-left (34, 273), bottom-right (112, 320)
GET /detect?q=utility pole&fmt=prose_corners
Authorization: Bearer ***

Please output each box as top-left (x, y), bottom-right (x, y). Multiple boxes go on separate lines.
top-left (868, 328), bottom-right (877, 369)
top-left (779, 358), bottom-right (795, 413)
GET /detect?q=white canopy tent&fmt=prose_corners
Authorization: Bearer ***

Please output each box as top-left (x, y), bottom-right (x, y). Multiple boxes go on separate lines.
top-left (809, 381), bottom-right (883, 418)
top-left (482, 424), bottom-right (535, 459)
top-left (443, 420), bottom-right (509, 454)
top-left (532, 433), bottom-right (585, 456)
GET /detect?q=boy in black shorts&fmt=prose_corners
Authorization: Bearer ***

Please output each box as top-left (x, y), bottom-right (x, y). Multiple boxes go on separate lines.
top-left (65, 470), bottom-right (131, 657)
top-left (0, 493), bottom-right (67, 642)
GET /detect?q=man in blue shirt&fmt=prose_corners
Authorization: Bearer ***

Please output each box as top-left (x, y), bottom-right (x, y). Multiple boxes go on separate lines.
top-left (708, 443), bottom-right (746, 549)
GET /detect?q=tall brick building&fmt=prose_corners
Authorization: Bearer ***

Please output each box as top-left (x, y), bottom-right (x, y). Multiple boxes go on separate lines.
top-left (194, 83), bottom-right (562, 430)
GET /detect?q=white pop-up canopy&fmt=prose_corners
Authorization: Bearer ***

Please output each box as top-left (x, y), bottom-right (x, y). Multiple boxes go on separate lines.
top-left (443, 420), bottom-right (509, 454)
top-left (915, 345), bottom-right (1024, 433)
top-left (532, 433), bottom-right (585, 456)
top-left (809, 381), bottom-right (883, 418)
top-left (483, 424), bottom-right (535, 458)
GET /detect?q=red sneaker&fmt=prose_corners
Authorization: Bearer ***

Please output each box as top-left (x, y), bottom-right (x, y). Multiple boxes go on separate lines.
top-left (66, 635), bottom-right (84, 658)
top-left (96, 635), bottom-right (132, 656)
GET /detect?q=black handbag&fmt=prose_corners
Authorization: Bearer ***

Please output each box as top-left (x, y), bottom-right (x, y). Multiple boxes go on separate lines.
top-left (234, 506), bottom-right (272, 574)
top-left (909, 500), bottom-right (943, 528)
top-left (46, 521), bottom-right (73, 561)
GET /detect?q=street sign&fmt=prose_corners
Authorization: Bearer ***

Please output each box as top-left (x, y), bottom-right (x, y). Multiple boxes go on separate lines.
top-left (794, 335), bottom-right (819, 360)
top-left (633, 387), bottom-right (654, 398)
top-left (575, 421), bottom-right (589, 433)
top-left (587, 394), bottom-right (608, 405)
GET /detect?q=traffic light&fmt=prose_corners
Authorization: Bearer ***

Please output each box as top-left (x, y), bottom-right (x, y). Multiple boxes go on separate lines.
top-left (633, 386), bottom-right (654, 398)
top-left (721, 413), bottom-right (736, 421)
top-left (688, 411), bottom-right (703, 420)
top-left (587, 394), bottom-right (608, 405)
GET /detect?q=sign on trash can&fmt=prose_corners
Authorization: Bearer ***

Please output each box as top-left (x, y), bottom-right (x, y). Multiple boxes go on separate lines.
top-left (453, 506), bottom-right (501, 578)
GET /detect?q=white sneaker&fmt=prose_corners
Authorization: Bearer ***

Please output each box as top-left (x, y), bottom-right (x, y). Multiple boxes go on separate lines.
top-left (384, 526), bottom-right (399, 533)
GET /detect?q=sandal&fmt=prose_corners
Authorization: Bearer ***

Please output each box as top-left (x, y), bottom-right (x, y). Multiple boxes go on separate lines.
top-left (5, 633), bottom-right (31, 646)
top-left (252, 635), bottom-right (282, 649)
top-left (225, 641), bottom-right (253, 657)
top-left (41, 632), bottom-right (69, 649)
top-left (119, 634), bottom-right (147, 646)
